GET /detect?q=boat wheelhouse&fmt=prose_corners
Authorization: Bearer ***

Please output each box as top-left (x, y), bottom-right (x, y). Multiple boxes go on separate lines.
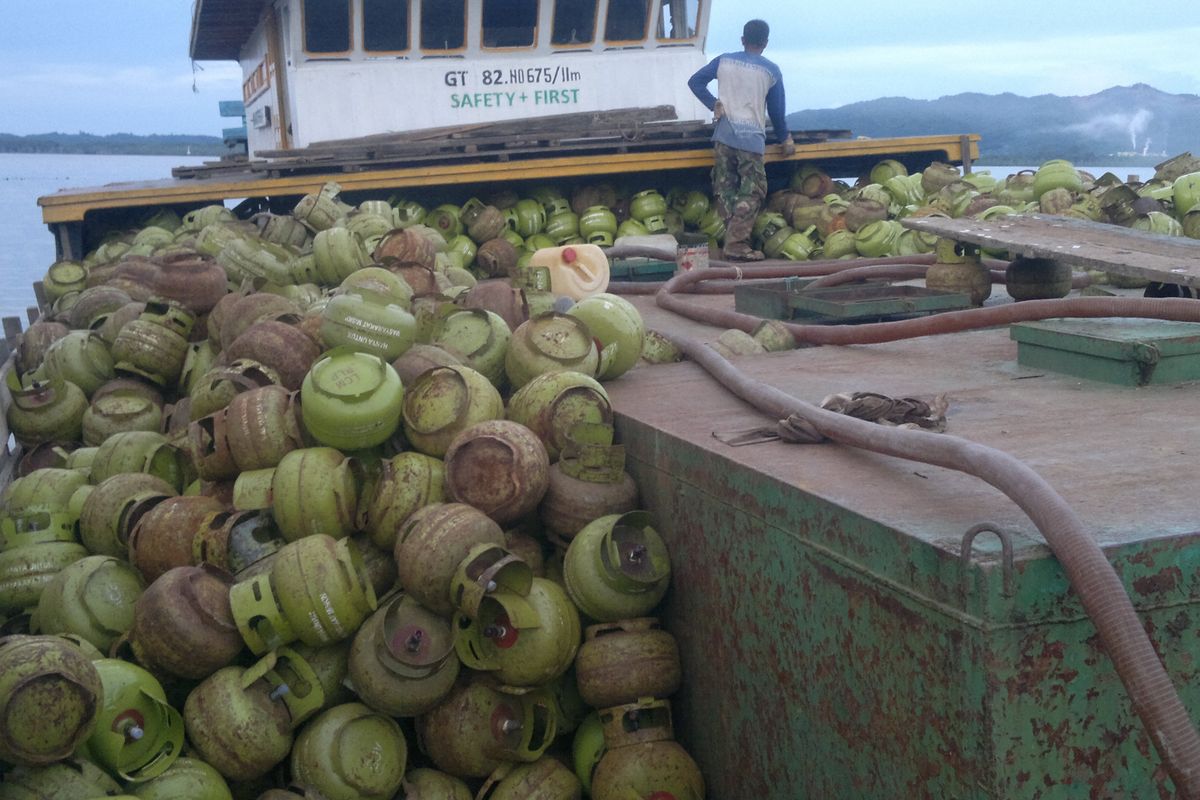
top-left (190, 0), bottom-right (713, 156)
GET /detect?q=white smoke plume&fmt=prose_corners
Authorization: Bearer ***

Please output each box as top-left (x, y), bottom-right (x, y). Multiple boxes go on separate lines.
top-left (1062, 108), bottom-right (1153, 149)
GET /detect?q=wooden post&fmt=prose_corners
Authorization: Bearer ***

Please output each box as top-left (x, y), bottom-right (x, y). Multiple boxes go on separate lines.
top-left (959, 135), bottom-right (973, 174)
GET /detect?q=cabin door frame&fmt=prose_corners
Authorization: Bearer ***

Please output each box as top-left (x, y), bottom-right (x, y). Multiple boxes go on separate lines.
top-left (264, 2), bottom-right (292, 150)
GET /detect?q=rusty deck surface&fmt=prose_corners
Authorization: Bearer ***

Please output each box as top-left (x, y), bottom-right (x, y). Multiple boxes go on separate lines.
top-left (902, 213), bottom-right (1200, 289)
top-left (614, 291), bottom-right (1200, 799)
top-left (612, 298), bottom-right (1199, 556)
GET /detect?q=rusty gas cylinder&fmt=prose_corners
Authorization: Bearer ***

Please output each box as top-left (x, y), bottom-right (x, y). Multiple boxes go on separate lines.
top-left (78, 472), bottom-right (177, 559)
top-left (393, 503), bottom-right (506, 618)
top-left (460, 280), bottom-right (530, 332)
top-left (539, 423), bottom-right (639, 542)
top-left (210, 292), bottom-right (299, 351)
top-left (475, 238), bottom-right (520, 278)
top-left (590, 700), bottom-right (704, 800)
top-left (224, 385), bottom-right (305, 471)
top-left (359, 452), bottom-right (446, 550)
top-left (507, 371), bottom-right (613, 462)
top-left (127, 565), bottom-right (244, 680)
top-left (187, 411), bottom-right (239, 482)
top-left (416, 676), bottom-right (558, 779)
top-left (33, 555), bottom-right (146, 653)
top-left (221, 318), bottom-right (320, 391)
top-left (374, 227), bottom-right (438, 270)
top-left (94, 300), bottom-right (147, 347)
top-left (184, 648), bottom-right (325, 782)
top-left (927, 238), bottom-right (991, 306)
top-left (443, 420), bottom-right (550, 526)
top-left (88, 429), bottom-right (194, 491)
top-left (0, 635), bottom-right (103, 766)
top-left (478, 757), bottom-right (583, 800)
top-left (391, 343), bottom-right (462, 386)
top-left (1005, 255), bottom-right (1072, 300)
top-left (128, 495), bottom-right (225, 582)
top-left (150, 251), bottom-right (228, 314)
top-left (401, 768), bottom-right (473, 799)
top-left (110, 300), bottom-right (195, 388)
top-left (574, 618), bottom-right (681, 708)
top-left (192, 509), bottom-right (286, 576)
top-left (289, 702), bottom-right (408, 800)
top-left (81, 387), bottom-right (163, 446)
top-left (347, 592), bottom-right (460, 717)
top-left (270, 447), bottom-right (361, 542)
top-left (67, 286), bottom-right (135, 332)
top-left (229, 534), bottom-right (377, 655)
top-left (15, 319), bottom-right (69, 375)
top-left (188, 359), bottom-right (282, 421)
top-left (402, 365), bottom-right (505, 459)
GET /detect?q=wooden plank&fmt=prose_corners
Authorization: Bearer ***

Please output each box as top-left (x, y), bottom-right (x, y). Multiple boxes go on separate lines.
top-left (0, 353), bottom-right (16, 492)
top-left (901, 214), bottom-right (1200, 289)
top-left (245, 126), bottom-right (856, 178)
top-left (287, 106), bottom-right (680, 154)
top-left (3, 317), bottom-right (23, 346)
top-left (254, 122), bottom-right (853, 175)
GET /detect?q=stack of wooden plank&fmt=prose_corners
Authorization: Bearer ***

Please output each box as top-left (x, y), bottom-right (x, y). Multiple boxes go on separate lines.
top-left (172, 106), bottom-right (849, 179)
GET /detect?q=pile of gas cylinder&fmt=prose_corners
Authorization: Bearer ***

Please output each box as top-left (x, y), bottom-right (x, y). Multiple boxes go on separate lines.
top-left (0, 180), bottom-right (704, 799)
top-left (748, 152), bottom-right (1200, 264)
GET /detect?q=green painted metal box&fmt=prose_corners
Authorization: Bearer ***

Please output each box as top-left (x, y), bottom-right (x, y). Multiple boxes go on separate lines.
top-left (1010, 318), bottom-right (1200, 386)
top-left (609, 258), bottom-right (677, 282)
top-left (735, 281), bottom-right (970, 323)
top-left (608, 329), bottom-right (1200, 799)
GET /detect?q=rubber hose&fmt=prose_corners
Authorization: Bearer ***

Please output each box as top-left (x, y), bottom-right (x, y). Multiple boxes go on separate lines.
top-left (656, 267), bottom-right (1200, 344)
top-left (665, 331), bottom-right (1200, 796)
top-left (606, 254), bottom-right (946, 296)
top-left (803, 264), bottom-right (1092, 290)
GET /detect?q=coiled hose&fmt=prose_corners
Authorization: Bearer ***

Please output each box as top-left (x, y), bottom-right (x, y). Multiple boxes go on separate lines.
top-left (639, 257), bottom-right (1200, 794)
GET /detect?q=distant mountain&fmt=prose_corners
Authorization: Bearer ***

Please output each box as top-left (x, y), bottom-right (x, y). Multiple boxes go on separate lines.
top-left (0, 132), bottom-right (226, 156)
top-left (787, 84), bottom-right (1200, 165)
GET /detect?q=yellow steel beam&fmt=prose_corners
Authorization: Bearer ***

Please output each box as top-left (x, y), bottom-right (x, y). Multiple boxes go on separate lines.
top-left (39, 134), bottom-right (980, 225)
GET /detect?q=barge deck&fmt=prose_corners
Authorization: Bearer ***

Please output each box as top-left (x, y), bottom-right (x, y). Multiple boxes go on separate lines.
top-left (611, 293), bottom-right (1200, 798)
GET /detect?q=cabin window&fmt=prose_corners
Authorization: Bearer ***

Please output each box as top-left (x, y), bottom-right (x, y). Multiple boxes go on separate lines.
top-left (656, 0), bottom-right (698, 40)
top-left (364, 0), bottom-right (410, 51)
top-left (482, 0), bottom-right (537, 48)
top-left (551, 0), bottom-right (597, 45)
top-left (604, 0), bottom-right (650, 42)
top-left (421, 0), bottom-right (466, 50)
top-left (303, 0), bottom-right (351, 54)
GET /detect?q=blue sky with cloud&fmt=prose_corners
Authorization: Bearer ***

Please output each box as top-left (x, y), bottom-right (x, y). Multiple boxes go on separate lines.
top-left (0, 1), bottom-right (1195, 136)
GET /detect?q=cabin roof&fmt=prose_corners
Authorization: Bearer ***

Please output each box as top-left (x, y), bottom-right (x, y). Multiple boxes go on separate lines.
top-left (190, 0), bottom-right (270, 61)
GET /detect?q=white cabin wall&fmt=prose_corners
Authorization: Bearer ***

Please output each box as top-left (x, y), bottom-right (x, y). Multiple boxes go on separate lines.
top-left (246, 0), bottom-right (713, 154)
top-left (286, 50), bottom-right (708, 147)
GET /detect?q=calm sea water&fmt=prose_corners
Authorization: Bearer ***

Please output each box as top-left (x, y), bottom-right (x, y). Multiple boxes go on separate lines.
top-left (0, 153), bottom-right (209, 325)
top-left (0, 153), bottom-right (1142, 327)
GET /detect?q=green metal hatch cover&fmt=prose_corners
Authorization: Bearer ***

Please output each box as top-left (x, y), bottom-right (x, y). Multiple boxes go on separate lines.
top-left (1010, 317), bottom-right (1200, 386)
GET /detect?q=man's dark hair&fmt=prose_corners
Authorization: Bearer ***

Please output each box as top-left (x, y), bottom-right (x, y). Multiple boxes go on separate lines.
top-left (743, 19), bottom-right (769, 46)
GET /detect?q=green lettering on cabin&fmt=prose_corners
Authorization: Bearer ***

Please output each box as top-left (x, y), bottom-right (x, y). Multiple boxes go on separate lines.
top-left (450, 89), bottom-right (576, 110)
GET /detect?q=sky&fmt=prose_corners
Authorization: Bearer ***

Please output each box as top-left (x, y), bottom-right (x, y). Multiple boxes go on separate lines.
top-left (0, 1), bottom-right (1196, 137)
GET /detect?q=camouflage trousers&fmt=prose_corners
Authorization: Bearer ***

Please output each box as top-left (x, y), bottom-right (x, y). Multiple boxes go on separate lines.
top-left (711, 141), bottom-right (767, 248)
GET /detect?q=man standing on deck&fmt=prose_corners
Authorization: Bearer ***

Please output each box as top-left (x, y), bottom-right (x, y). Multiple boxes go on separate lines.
top-left (687, 19), bottom-right (795, 261)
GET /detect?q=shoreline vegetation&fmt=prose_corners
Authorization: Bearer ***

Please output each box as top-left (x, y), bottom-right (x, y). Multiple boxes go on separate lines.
top-left (0, 132), bottom-right (227, 156)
